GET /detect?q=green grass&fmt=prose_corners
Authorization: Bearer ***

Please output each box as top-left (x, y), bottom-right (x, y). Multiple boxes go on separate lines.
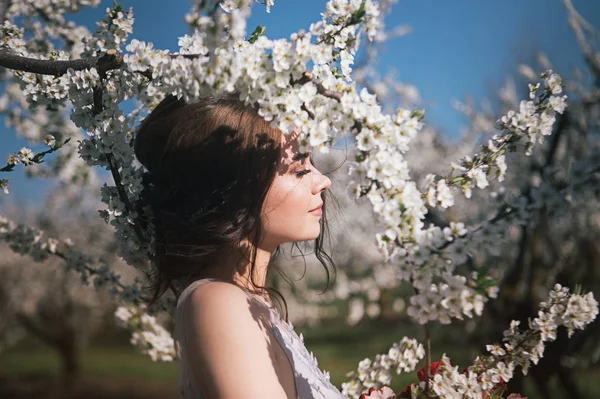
top-left (0, 343), bottom-right (177, 382)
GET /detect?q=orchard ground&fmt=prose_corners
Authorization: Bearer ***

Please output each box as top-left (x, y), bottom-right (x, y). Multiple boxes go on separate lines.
top-left (0, 319), bottom-right (598, 399)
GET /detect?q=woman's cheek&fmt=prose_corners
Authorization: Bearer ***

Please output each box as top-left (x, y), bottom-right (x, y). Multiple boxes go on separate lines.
top-left (264, 176), bottom-right (297, 214)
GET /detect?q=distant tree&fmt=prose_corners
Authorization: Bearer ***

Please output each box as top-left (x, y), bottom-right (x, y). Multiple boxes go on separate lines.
top-left (0, 186), bottom-right (132, 387)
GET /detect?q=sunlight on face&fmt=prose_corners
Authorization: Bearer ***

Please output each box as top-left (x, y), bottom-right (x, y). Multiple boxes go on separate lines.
top-left (260, 131), bottom-right (331, 249)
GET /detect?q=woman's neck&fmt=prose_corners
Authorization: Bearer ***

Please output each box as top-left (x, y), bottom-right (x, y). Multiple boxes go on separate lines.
top-left (193, 242), bottom-right (272, 293)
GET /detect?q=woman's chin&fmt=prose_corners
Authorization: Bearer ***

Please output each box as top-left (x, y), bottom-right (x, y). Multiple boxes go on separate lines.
top-left (277, 224), bottom-right (321, 244)
top-left (305, 226), bottom-right (321, 241)
top-left (290, 232), bottom-right (320, 243)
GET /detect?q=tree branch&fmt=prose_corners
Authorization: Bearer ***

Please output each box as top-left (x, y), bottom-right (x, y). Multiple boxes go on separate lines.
top-left (0, 48), bottom-right (198, 79)
top-left (0, 48), bottom-right (124, 77)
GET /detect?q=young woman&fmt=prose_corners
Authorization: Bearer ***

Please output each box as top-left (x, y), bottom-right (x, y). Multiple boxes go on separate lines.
top-left (134, 94), bottom-right (346, 398)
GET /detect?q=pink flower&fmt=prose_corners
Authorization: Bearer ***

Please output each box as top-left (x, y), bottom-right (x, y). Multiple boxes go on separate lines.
top-left (359, 386), bottom-right (397, 399)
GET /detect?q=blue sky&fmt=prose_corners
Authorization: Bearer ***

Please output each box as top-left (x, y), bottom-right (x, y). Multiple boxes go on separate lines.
top-left (2, 0), bottom-right (599, 206)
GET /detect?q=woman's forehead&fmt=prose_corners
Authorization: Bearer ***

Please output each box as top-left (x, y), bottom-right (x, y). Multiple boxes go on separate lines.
top-left (280, 131), bottom-right (305, 165)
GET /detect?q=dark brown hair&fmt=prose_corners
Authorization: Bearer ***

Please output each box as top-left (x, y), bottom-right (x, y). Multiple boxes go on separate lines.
top-left (133, 93), bottom-right (335, 319)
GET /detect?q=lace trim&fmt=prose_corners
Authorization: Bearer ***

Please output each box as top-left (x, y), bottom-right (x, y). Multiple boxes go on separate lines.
top-left (267, 306), bottom-right (345, 398)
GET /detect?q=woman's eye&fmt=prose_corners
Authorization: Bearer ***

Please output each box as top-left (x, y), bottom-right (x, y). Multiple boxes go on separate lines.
top-left (295, 169), bottom-right (311, 177)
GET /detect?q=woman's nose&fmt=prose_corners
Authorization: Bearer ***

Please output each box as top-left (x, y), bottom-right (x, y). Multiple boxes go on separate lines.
top-left (313, 170), bottom-right (331, 194)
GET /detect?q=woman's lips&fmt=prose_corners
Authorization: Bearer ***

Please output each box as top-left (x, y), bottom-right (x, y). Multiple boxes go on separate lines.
top-left (309, 203), bottom-right (323, 216)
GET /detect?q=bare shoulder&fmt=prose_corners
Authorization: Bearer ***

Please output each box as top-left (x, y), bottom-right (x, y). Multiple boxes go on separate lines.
top-left (182, 281), bottom-right (285, 397)
top-left (184, 280), bottom-right (271, 338)
top-left (187, 280), bottom-right (254, 311)
top-left (187, 281), bottom-right (270, 327)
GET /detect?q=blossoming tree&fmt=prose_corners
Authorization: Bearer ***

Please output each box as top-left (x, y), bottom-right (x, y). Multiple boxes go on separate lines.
top-left (0, 0), bottom-right (598, 398)
top-left (0, 185), bottom-right (129, 386)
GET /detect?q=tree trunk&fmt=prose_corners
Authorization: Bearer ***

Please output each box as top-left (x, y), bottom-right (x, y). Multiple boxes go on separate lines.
top-left (57, 332), bottom-right (80, 391)
top-left (16, 311), bottom-right (82, 391)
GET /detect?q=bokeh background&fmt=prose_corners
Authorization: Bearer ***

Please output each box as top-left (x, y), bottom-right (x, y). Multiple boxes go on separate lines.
top-left (1, 0), bottom-right (600, 398)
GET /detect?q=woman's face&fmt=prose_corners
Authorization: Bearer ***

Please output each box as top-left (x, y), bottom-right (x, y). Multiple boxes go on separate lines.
top-left (261, 131), bottom-right (331, 249)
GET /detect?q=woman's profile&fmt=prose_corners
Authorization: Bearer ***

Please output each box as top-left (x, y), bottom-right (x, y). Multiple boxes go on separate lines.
top-left (134, 93), bottom-right (346, 398)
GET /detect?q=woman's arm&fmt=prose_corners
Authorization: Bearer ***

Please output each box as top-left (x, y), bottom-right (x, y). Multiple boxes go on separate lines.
top-left (183, 281), bottom-right (289, 398)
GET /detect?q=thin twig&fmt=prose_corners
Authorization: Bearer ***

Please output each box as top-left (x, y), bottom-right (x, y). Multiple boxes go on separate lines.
top-left (104, 151), bottom-right (147, 244)
top-left (412, 284), bottom-right (432, 395)
top-left (424, 322), bottom-right (431, 395)
top-left (295, 71), bottom-right (343, 102)
top-left (1, 138), bottom-right (71, 172)
top-left (52, 248), bottom-right (151, 304)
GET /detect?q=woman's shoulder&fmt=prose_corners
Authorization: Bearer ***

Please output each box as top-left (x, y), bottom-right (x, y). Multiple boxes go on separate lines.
top-left (187, 279), bottom-right (249, 303)
top-left (179, 280), bottom-right (289, 397)
top-left (179, 279), bottom-right (274, 364)
top-left (181, 279), bottom-right (272, 328)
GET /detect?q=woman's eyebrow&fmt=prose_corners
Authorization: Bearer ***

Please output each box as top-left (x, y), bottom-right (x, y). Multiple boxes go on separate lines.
top-left (292, 152), bottom-right (310, 161)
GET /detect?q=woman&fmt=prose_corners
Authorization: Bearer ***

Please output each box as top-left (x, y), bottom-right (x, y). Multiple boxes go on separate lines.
top-left (134, 94), bottom-right (346, 398)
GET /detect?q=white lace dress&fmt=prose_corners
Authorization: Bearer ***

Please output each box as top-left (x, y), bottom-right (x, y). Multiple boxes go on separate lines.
top-left (174, 278), bottom-right (346, 399)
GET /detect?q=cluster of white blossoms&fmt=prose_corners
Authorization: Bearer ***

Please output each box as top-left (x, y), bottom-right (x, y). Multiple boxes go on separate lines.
top-left (342, 337), bottom-right (424, 398)
top-left (114, 305), bottom-right (176, 362)
top-left (219, 0), bottom-right (274, 15)
top-left (382, 219), bottom-right (498, 325)
top-left (343, 285), bottom-right (598, 398)
top-left (424, 72), bottom-right (567, 206)
top-left (0, 21), bottom-right (26, 52)
top-left (413, 354), bottom-right (501, 399)
top-left (81, 4), bottom-right (134, 58)
top-left (347, 72), bottom-right (572, 326)
top-left (365, 73), bottom-right (564, 257)
top-left (406, 270), bottom-right (497, 325)
top-left (2, 134), bottom-right (57, 174)
top-left (473, 284), bottom-right (599, 379)
top-left (5, 147), bottom-right (34, 166)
